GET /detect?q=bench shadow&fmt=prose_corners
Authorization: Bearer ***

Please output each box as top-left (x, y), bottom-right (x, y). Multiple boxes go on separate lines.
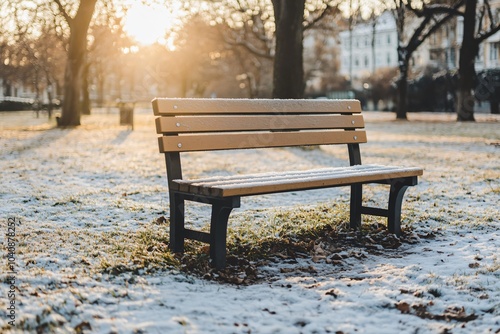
top-left (111, 130), bottom-right (132, 145)
top-left (5, 126), bottom-right (74, 155)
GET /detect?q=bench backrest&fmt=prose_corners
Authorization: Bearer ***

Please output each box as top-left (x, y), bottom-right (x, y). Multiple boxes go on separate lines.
top-left (152, 98), bottom-right (366, 153)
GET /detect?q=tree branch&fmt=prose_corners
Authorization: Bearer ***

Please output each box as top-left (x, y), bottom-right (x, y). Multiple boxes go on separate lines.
top-left (476, 23), bottom-right (500, 43)
top-left (219, 26), bottom-right (273, 59)
top-left (410, 3), bottom-right (465, 18)
top-left (53, 0), bottom-right (72, 25)
top-left (404, 0), bottom-right (465, 54)
top-left (304, 4), bottom-right (336, 31)
top-left (483, 0), bottom-right (496, 31)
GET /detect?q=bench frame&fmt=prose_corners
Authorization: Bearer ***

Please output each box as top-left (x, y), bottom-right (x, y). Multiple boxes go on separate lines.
top-left (152, 98), bottom-right (422, 269)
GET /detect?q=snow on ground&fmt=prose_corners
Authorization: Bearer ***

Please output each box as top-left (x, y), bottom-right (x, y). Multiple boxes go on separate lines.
top-left (0, 108), bottom-right (499, 334)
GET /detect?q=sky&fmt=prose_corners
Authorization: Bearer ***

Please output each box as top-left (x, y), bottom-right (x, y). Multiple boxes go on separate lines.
top-left (123, 2), bottom-right (183, 46)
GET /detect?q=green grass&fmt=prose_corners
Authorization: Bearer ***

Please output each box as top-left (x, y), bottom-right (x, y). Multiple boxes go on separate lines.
top-left (220, 204), bottom-right (348, 263)
top-left (85, 201), bottom-right (420, 284)
top-left (98, 221), bottom-right (179, 275)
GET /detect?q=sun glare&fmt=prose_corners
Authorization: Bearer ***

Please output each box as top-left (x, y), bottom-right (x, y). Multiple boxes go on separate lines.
top-left (123, 3), bottom-right (180, 46)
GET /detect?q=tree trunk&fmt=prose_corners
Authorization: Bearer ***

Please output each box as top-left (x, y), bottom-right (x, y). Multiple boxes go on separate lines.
top-left (456, 0), bottom-right (478, 122)
top-left (396, 48), bottom-right (409, 120)
top-left (97, 69), bottom-right (105, 107)
top-left (81, 61), bottom-right (91, 115)
top-left (46, 75), bottom-right (53, 119)
top-left (271, 0), bottom-right (305, 99)
top-left (396, 72), bottom-right (409, 119)
top-left (490, 100), bottom-right (499, 114)
top-left (58, 0), bottom-right (97, 126)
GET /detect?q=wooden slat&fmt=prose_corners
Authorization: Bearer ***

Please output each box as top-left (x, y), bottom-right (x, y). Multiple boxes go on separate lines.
top-left (152, 98), bottom-right (361, 115)
top-left (174, 167), bottom-right (359, 193)
top-left (216, 168), bottom-right (422, 197)
top-left (156, 114), bottom-right (365, 134)
top-left (176, 165), bottom-right (419, 190)
top-left (175, 165), bottom-right (384, 194)
top-left (158, 130), bottom-right (367, 152)
top-left (172, 165), bottom-right (423, 197)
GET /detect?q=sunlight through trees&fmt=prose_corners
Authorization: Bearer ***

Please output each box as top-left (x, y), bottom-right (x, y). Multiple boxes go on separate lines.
top-left (1, 0), bottom-right (499, 124)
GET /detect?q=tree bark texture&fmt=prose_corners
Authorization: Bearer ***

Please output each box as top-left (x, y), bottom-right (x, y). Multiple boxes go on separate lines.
top-left (81, 62), bottom-right (91, 115)
top-left (490, 100), bottom-right (499, 114)
top-left (58, 0), bottom-right (97, 126)
top-left (457, 0), bottom-right (478, 122)
top-left (271, 0), bottom-right (306, 99)
top-left (396, 47), bottom-right (409, 119)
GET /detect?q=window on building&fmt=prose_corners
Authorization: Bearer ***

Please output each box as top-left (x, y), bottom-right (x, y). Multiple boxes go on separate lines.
top-left (490, 42), bottom-right (499, 60)
top-left (450, 48), bottom-right (456, 67)
top-left (387, 53), bottom-right (391, 65)
top-left (355, 57), bottom-right (359, 67)
top-left (364, 55), bottom-right (369, 67)
top-left (387, 34), bottom-right (391, 45)
top-left (477, 44), bottom-right (484, 63)
top-left (457, 17), bottom-right (464, 41)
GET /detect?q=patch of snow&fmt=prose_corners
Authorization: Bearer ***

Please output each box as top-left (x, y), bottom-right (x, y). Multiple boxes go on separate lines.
top-left (0, 109), bottom-right (499, 333)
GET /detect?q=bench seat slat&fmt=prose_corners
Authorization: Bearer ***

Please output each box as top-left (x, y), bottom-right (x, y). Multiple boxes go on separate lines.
top-left (159, 130), bottom-right (367, 152)
top-left (153, 98), bottom-right (361, 115)
top-left (172, 165), bottom-right (423, 197)
top-left (177, 165), bottom-right (393, 190)
top-left (156, 115), bottom-right (365, 133)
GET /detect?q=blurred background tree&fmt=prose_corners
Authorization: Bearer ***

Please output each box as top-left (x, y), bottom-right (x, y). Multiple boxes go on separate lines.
top-left (1, 0), bottom-right (499, 124)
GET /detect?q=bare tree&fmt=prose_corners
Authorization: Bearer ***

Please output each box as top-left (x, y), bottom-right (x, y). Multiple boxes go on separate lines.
top-left (456, 0), bottom-right (500, 121)
top-left (21, 27), bottom-right (66, 117)
top-left (0, 2), bottom-right (40, 99)
top-left (392, 0), bottom-right (464, 119)
top-left (53, 0), bottom-right (98, 126)
top-left (269, 0), bottom-right (340, 98)
top-left (364, 67), bottom-right (399, 110)
top-left (270, 0), bottom-right (306, 98)
top-left (200, 0), bottom-right (339, 99)
top-left (216, 1), bottom-right (274, 97)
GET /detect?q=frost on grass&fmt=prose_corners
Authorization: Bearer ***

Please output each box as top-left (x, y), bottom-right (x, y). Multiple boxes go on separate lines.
top-left (0, 111), bottom-right (499, 334)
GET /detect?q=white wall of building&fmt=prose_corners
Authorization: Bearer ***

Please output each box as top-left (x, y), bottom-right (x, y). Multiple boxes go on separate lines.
top-left (339, 11), bottom-right (399, 87)
top-left (337, 8), bottom-right (500, 89)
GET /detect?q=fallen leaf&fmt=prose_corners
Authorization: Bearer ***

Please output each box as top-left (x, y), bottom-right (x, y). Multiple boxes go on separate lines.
top-left (396, 302), bottom-right (411, 313)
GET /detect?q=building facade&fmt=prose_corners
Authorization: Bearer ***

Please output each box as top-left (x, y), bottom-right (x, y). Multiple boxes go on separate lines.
top-left (339, 7), bottom-right (500, 90)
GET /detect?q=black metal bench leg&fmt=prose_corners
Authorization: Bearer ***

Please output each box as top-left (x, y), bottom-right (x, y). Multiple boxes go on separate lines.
top-left (387, 182), bottom-right (410, 236)
top-left (350, 184), bottom-right (362, 230)
top-left (169, 193), bottom-right (185, 253)
top-left (209, 203), bottom-right (235, 269)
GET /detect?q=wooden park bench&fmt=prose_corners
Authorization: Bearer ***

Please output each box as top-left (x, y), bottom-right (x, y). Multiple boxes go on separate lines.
top-left (152, 98), bottom-right (423, 269)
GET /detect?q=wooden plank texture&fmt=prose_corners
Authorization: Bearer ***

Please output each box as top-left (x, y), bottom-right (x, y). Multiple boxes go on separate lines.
top-left (156, 114), bottom-right (365, 133)
top-left (152, 98), bottom-right (361, 115)
top-left (172, 165), bottom-right (423, 197)
top-left (158, 130), bottom-right (367, 152)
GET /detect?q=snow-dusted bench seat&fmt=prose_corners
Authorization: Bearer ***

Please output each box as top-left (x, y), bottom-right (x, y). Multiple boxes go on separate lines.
top-left (152, 98), bottom-right (423, 269)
